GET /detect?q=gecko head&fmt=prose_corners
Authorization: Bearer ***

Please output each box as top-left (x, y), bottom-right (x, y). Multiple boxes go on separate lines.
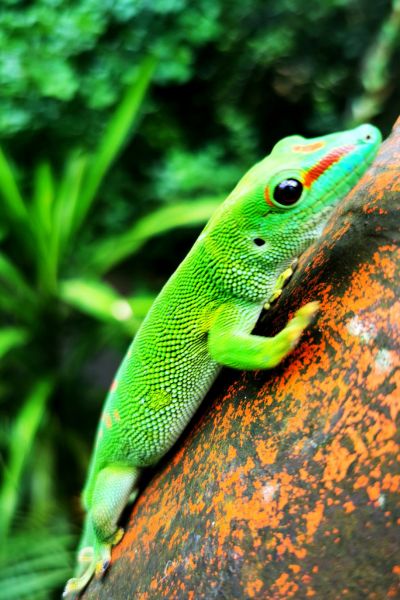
top-left (204, 124), bottom-right (381, 299)
top-left (245, 123), bottom-right (382, 259)
top-left (262, 123), bottom-right (382, 213)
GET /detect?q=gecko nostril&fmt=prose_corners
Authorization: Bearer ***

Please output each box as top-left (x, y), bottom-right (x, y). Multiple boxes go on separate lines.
top-left (253, 238), bottom-right (266, 247)
top-left (357, 124), bottom-right (381, 145)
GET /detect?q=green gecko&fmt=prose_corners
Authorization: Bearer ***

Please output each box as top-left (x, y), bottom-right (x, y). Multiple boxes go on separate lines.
top-left (64, 124), bottom-right (381, 596)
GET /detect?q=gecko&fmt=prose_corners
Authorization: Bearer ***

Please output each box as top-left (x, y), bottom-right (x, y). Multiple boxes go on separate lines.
top-left (64, 123), bottom-right (381, 596)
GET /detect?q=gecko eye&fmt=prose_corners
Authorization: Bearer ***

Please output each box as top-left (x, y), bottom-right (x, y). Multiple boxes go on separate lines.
top-left (273, 179), bottom-right (303, 206)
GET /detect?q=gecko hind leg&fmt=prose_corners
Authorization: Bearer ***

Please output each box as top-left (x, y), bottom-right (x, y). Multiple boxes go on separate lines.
top-left (63, 465), bottom-right (139, 597)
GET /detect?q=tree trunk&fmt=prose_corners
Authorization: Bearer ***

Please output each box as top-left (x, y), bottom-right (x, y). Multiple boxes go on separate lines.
top-left (83, 118), bottom-right (400, 600)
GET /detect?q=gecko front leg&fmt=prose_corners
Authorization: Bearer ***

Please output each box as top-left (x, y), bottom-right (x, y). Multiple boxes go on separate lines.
top-left (208, 300), bottom-right (318, 370)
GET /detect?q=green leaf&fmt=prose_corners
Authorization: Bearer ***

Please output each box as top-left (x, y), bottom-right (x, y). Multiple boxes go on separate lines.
top-left (0, 328), bottom-right (28, 360)
top-left (0, 569), bottom-right (71, 600)
top-left (74, 55), bottom-right (157, 232)
top-left (128, 294), bottom-right (155, 320)
top-left (0, 525), bottom-right (74, 600)
top-left (0, 147), bottom-right (29, 227)
top-left (55, 151), bottom-right (88, 254)
top-left (0, 254), bottom-right (35, 304)
top-left (32, 162), bottom-right (55, 238)
top-left (87, 196), bottom-right (223, 274)
top-left (0, 147), bottom-right (31, 252)
top-left (43, 151), bottom-right (88, 291)
top-left (59, 278), bottom-right (140, 335)
top-left (0, 379), bottom-right (53, 540)
top-left (0, 254), bottom-right (36, 320)
top-left (30, 162), bottom-right (57, 292)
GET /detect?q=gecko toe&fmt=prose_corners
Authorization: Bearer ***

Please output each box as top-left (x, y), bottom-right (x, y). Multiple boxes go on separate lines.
top-left (63, 567), bottom-right (94, 598)
top-left (111, 527), bottom-right (124, 545)
top-left (95, 557), bottom-right (110, 578)
top-left (78, 546), bottom-right (94, 565)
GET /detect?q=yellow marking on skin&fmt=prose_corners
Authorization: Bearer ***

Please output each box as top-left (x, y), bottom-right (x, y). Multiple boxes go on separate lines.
top-left (113, 409), bottom-right (121, 422)
top-left (198, 300), bottom-right (221, 333)
top-left (104, 414), bottom-right (112, 429)
top-left (292, 141), bottom-right (326, 153)
top-left (110, 379), bottom-right (118, 392)
top-left (148, 389), bottom-right (172, 411)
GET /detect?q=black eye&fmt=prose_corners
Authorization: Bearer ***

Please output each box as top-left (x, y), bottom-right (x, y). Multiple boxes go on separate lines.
top-left (273, 179), bottom-right (303, 206)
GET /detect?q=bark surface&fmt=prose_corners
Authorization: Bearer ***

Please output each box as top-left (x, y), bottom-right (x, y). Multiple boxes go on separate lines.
top-left (83, 119), bottom-right (400, 600)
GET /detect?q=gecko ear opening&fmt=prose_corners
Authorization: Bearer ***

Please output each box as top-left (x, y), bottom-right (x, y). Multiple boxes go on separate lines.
top-left (253, 238), bottom-right (266, 247)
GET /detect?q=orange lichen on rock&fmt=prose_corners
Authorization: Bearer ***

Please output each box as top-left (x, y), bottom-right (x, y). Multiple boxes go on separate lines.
top-left (244, 578), bottom-right (263, 597)
top-left (272, 572), bottom-right (300, 598)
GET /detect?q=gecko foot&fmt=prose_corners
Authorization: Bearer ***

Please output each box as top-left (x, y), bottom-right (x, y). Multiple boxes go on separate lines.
top-left (63, 565), bottom-right (94, 598)
top-left (63, 530), bottom-right (125, 597)
top-left (263, 300), bottom-right (320, 368)
top-left (94, 527), bottom-right (124, 576)
top-left (283, 301), bottom-right (320, 348)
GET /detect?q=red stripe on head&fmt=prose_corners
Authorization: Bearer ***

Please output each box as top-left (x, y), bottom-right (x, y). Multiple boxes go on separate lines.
top-left (303, 144), bottom-right (355, 188)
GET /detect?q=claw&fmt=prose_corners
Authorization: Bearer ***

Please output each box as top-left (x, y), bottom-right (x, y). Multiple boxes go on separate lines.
top-left (94, 540), bottom-right (114, 578)
top-left (63, 566), bottom-right (94, 598)
top-left (95, 556), bottom-right (110, 578)
top-left (63, 532), bottom-right (121, 596)
top-left (111, 527), bottom-right (124, 545)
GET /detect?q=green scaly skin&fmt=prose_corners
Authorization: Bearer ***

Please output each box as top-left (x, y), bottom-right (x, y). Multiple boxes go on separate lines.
top-left (64, 124), bottom-right (381, 597)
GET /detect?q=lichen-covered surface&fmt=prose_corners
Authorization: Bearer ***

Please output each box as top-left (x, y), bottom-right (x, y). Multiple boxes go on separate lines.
top-left (83, 120), bottom-right (400, 599)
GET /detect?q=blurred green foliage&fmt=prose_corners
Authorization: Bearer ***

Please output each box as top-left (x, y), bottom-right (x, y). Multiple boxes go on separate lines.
top-left (0, 0), bottom-right (399, 597)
